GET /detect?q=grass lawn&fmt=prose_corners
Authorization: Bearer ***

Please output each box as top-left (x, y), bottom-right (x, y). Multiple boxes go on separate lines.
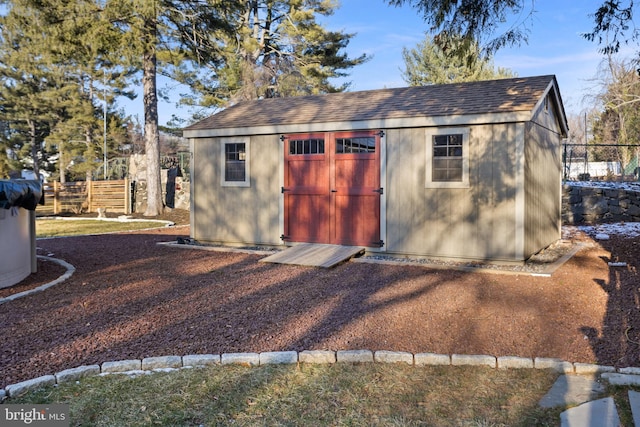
top-left (36, 218), bottom-right (171, 238)
top-left (7, 363), bottom-right (567, 426)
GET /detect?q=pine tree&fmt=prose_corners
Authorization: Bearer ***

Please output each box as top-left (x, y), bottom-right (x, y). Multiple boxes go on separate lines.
top-left (182, 0), bottom-right (369, 108)
top-left (103, 0), bottom-right (238, 215)
top-left (401, 35), bottom-right (516, 85)
top-left (0, 0), bottom-right (67, 178)
top-left (0, 0), bottom-right (133, 182)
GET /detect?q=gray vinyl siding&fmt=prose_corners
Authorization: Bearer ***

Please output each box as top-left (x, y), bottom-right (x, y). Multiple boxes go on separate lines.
top-left (191, 135), bottom-right (282, 245)
top-left (385, 123), bottom-right (521, 261)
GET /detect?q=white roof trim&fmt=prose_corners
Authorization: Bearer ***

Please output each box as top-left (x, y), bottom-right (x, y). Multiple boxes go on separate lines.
top-left (531, 80), bottom-right (569, 136)
top-left (183, 111), bottom-right (534, 138)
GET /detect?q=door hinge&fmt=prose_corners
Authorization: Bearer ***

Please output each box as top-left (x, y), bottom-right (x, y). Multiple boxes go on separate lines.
top-left (281, 187), bottom-right (290, 193)
top-left (373, 187), bottom-right (383, 194)
top-left (281, 234), bottom-right (290, 241)
top-left (374, 240), bottom-right (384, 248)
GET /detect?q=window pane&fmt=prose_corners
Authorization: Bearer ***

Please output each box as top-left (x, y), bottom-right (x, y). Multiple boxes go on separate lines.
top-left (225, 143), bottom-right (246, 181)
top-left (433, 147), bottom-right (448, 157)
top-left (336, 136), bottom-right (375, 154)
top-left (433, 135), bottom-right (449, 146)
top-left (450, 146), bottom-right (463, 156)
top-left (432, 134), bottom-right (463, 182)
top-left (289, 138), bottom-right (325, 155)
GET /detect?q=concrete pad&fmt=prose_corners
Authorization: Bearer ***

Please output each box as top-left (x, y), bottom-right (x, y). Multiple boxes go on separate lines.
top-left (539, 375), bottom-right (605, 408)
top-left (629, 390), bottom-right (640, 427)
top-left (560, 397), bottom-right (620, 427)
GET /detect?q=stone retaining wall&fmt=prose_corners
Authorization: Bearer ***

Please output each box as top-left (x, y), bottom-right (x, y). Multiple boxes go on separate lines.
top-left (562, 184), bottom-right (640, 224)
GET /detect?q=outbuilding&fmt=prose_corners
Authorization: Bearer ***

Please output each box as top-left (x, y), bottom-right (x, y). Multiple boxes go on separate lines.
top-left (183, 75), bottom-right (567, 263)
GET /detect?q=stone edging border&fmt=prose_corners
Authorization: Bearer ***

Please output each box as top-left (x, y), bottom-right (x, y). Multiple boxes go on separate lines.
top-left (0, 256), bottom-right (75, 305)
top-left (4, 350), bottom-right (640, 400)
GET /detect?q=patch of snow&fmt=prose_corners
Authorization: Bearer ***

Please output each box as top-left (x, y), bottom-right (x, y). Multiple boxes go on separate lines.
top-left (577, 223), bottom-right (640, 238)
top-left (567, 180), bottom-right (640, 192)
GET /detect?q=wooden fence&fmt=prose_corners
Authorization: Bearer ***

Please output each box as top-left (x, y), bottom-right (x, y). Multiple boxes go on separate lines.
top-left (37, 179), bottom-right (131, 216)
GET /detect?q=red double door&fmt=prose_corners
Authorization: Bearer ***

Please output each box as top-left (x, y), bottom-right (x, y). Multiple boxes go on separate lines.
top-left (283, 130), bottom-right (382, 247)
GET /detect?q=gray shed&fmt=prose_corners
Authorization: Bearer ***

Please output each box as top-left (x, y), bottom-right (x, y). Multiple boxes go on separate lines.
top-left (183, 75), bottom-right (568, 262)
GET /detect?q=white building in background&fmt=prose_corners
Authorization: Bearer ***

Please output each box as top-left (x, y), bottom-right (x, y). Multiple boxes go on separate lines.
top-left (565, 161), bottom-right (621, 179)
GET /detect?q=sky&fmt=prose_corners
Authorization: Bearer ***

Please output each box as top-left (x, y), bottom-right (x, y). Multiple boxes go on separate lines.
top-left (121, 0), bottom-right (638, 126)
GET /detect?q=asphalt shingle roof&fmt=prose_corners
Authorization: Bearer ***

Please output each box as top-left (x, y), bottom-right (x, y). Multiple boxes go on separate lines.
top-left (185, 75), bottom-right (561, 131)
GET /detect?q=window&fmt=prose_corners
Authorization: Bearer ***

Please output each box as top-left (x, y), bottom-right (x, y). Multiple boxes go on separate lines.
top-left (432, 134), bottom-right (463, 181)
top-left (336, 136), bottom-right (376, 153)
top-left (289, 137), bottom-right (325, 155)
top-left (425, 128), bottom-right (469, 189)
top-left (221, 139), bottom-right (250, 187)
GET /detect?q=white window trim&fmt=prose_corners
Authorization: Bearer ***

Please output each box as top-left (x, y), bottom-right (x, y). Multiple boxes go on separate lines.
top-left (425, 127), bottom-right (470, 189)
top-left (220, 137), bottom-right (250, 187)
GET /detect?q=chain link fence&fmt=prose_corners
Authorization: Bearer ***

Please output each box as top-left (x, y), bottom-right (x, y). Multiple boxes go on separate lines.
top-left (563, 143), bottom-right (640, 182)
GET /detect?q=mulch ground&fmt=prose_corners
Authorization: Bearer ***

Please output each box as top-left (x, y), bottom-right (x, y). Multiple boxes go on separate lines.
top-left (1, 216), bottom-right (639, 389)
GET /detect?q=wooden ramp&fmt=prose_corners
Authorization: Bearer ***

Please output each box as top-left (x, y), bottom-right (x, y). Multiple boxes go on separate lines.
top-left (260, 243), bottom-right (365, 268)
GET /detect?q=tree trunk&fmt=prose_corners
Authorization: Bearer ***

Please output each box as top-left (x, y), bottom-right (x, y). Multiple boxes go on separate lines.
top-left (142, 20), bottom-right (163, 216)
top-left (59, 141), bottom-right (66, 184)
top-left (85, 126), bottom-right (94, 181)
top-left (28, 119), bottom-right (40, 178)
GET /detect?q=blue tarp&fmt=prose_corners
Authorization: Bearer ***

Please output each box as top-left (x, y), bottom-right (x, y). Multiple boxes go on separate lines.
top-left (0, 179), bottom-right (43, 210)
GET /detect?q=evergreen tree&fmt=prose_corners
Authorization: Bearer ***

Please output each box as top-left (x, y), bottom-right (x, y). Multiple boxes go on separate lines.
top-left (401, 34), bottom-right (516, 85)
top-left (583, 0), bottom-right (638, 57)
top-left (182, 0), bottom-right (369, 107)
top-left (388, 0), bottom-right (638, 62)
top-left (0, 0), bottom-right (132, 182)
top-left (102, 0), bottom-right (238, 215)
top-left (0, 0), bottom-right (67, 178)
top-left (387, 0), bottom-right (534, 55)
